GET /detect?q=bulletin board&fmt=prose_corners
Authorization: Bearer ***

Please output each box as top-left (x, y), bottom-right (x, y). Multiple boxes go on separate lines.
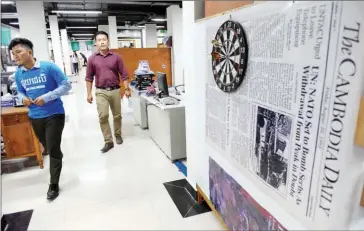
top-left (186, 1), bottom-right (364, 230)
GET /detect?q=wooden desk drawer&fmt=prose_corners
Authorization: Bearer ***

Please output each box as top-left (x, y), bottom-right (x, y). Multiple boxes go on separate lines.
top-left (2, 114), bottom-right (29, 126)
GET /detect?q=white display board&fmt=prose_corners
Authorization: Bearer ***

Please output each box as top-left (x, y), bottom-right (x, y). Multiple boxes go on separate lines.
top-left (186, 1), bottom-right (364, 230)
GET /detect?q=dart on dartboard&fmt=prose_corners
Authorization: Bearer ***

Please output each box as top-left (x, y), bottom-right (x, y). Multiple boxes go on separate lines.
top-left (211, 51), bottom-right (221, 60)
top-left (211, 39), bottom-right (222, 47)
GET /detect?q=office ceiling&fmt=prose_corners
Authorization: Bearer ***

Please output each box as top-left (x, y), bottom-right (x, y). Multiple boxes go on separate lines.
top-left (1, 1), bottom-right (182, 38)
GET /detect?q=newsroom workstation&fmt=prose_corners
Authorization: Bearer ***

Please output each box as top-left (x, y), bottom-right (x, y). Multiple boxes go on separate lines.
top-left (130, 61), bottom-right (186, 162)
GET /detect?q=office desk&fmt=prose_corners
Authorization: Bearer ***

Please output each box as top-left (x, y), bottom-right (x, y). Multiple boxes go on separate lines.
top-left (141, 94), bottom-right (186, 161)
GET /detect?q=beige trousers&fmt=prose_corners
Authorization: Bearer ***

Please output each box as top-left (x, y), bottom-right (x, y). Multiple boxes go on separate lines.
top-left (95, 88), bottom-right (122, 144)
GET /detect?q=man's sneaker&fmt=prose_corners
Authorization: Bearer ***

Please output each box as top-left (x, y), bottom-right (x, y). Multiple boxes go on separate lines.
top-left (101, 142), bottom-right (114, 153)
top-left (116, 136), bottom-right (123, 145)
top-left (47, 184), bottom-right (59, 201)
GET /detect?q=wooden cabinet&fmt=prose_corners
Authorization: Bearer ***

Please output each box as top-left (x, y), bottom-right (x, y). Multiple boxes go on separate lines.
top-left (1, 107), bottom-right (43, 168)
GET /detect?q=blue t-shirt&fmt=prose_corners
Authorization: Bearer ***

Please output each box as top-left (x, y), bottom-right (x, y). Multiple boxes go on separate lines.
top-left (15, 61), bottom-right (70, 119)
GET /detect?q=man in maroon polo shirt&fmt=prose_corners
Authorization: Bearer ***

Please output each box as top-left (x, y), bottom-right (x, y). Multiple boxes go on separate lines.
top-left (85, 31), bottom-right (131, 153)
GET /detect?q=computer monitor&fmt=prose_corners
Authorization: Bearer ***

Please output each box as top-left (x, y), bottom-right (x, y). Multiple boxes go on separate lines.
top-left (157, 72), bottom-right (169, 97)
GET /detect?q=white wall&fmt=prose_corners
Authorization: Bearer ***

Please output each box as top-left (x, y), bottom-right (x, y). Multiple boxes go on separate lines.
top-left (108, 16), bottom-right (118, 49)
top-left (48, 39), bottom-right (52, 53)
top-left (16, 1), bottom-right (49, 61)
top-left (60, 29), bottom-right (72, 75)
top-left (142, 28), bottom-right (146, 48)
top-left (118, 29), bottom-right (142, 37)
top-left (182, 0), bottom-right (199, 191)
top-left (98, 25), bottom-right (109, 34)
top-left (167, 5), bottom-right (184, 86)
top-left (145, 24), bottom-right (157, 48)
top-left (49, 15), bottom-right (64, 70)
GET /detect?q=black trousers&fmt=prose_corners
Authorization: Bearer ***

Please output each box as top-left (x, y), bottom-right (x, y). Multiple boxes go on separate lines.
top-left (73, 63), bottom-right (79, 73)
top-left (30, 114), bottom-right (65, 184)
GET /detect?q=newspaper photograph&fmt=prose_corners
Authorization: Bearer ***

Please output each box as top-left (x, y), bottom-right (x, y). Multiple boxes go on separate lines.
top-left (204, 1), bottom-right (364, 229)
top-left (250, 105), bottom-right (293, 195)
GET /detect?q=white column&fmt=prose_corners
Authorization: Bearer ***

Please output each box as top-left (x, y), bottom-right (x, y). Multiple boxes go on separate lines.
top-left (145, 24), bottom-right (157, 48)
top-left (60, 29), bottom-right (72, 76)
top-left (108, 16), bottom-right (118, 49)
top-left (142, 28), bottom-right (146, 48)
top-left (98, 25), bottom-right (109, 35)
top-left (166, 7), bottom-right (174, 36)
top-left (16, 1), bottom-right (49, 61)
top-left (167, 5), bottom-right (183, 85)
top-left (182, 0), bottom-right (204, 191)
top-left (49, 15), bottom-right (64, 71)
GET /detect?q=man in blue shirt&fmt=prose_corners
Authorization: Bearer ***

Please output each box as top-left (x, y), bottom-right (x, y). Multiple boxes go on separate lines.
top-left (9, 38), bottom-right (71, 201)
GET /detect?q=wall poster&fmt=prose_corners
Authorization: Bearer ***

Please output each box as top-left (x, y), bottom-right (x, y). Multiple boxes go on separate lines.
top-left (205, 1), bottom-right (364, 229)
top-left (209, 157), bottom-right (286, 231)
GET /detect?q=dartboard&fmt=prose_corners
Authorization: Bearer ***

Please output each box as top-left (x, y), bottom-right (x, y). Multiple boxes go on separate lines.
top-left (211, 20), bottom-right (248, 92)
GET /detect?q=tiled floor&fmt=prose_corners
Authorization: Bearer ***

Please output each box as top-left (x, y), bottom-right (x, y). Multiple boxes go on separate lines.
top-left (1, 68), bottom-right (224, 230)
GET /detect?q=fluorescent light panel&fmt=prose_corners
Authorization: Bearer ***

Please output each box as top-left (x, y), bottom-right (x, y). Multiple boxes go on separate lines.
top-left (1, 1), bottom-right (14, 4)
top-left (52, 10), bottom-right (102, 14)
top-left (152, 18), bottom-right (167, 22)
top-left (10, 21), bottom-right (47, 26)
top-left (2, 13), bottom-right (18, 19)
top-left (67, 26), bottom-right (97, 29)
top-left (138, 25), bottom-right (165, 28)
top-left (72, 34), bottom-right (94, 36)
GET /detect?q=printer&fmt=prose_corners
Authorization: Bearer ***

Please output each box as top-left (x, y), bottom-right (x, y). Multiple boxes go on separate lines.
top-left (132, 60), bottom-right (155, 90)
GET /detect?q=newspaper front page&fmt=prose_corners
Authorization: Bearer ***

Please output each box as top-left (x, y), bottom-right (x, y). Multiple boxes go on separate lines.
top-left (205, 1), bottom-right (364, 229)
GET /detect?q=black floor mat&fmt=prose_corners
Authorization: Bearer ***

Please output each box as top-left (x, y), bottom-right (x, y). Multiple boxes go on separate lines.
top-left (163, 179), bottom-right (211, 218)
top-left (1, 210), bottom-right (33, 231)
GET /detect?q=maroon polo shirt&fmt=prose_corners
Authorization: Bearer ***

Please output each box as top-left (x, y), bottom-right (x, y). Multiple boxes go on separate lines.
top-left (85, 51), bottom-right (128, 88)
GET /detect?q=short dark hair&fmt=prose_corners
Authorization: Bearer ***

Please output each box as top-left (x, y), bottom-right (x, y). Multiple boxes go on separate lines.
top-left (94, 31), bottom-right (109, 40)
top-left (8, 37), bottom-right (33, 52)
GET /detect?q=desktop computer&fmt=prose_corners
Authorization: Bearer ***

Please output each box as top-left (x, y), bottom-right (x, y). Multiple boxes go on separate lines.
top-left (156, 72), bottom-right (180, 105)
top-left (157, 72), bottom-right (169, 98)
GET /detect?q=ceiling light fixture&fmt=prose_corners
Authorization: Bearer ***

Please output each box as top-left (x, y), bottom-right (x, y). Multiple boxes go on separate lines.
top-left (52, 10), bottom-right (102, 14)
top-left (9, 22), bottom-right (19, 25)
top-left (1, 1), bottom-right (14, 4)
top-left (137, 25), bottom-right (165, 28)
top-left (72, 34), bottom-right (94, 36)
top-left (2, 13), bottom-right (18, 19)
top-left (66, 26), bottom-right (97, 29)
top-left (151, 18), bottom-right (167, 22)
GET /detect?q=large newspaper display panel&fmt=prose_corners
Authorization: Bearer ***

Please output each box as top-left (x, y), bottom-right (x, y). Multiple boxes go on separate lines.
top-left (205, 1), bottom-right (364, 229)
